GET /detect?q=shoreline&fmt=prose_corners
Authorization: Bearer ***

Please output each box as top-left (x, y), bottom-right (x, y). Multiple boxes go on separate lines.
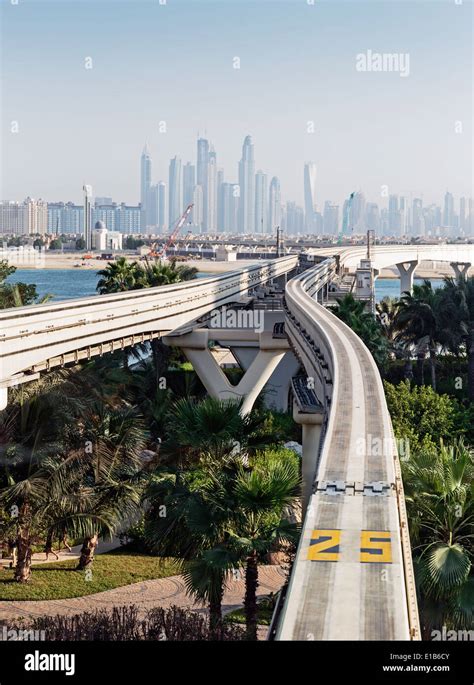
top-left (5, 254), bottom-right (469, 279)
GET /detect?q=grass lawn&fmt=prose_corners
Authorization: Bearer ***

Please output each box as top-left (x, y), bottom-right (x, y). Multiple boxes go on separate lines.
top-left (0, 548), bottom-right (181, 602)
top-left (225, 602), bottom-right (274, 626)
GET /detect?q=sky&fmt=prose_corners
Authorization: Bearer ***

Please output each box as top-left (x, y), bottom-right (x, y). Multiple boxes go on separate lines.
top-left (1, 0), bottom-right (472, 210)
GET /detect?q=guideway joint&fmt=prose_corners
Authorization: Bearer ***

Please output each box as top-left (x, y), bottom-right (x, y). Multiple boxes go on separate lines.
top-left (315, 480), bottom-right (393, 496)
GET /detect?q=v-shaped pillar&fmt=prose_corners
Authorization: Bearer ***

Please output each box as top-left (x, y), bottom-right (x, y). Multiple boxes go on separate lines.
top-left (163, 328), bottom-right (290, 415)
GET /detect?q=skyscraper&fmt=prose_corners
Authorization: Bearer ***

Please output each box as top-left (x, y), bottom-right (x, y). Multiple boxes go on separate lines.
top-left (412, 198), bottom-right (424, 236)
top-left (268, 176), bottom-right (281, 234)
top-left (220, 183), bottom-right (239, 233)
top-left (238, 135), bottom-right (255, 234)
top-left (168, 156), bottom-right (182, 230)
top-left (83, 185), bottom-right (92, 249)
top-left (255, 170), bottom-right (267, 234)
top-left (158, 182), bottom-right (167, 232)
top-left (140, 144), bottom-right (152, 231)
top-left (443, 191), bottom-right (454, 228)
top-left (183, 163), bottom-right (195, 208)
top-left (460, 197), bottom-right (466, 233)
top-left (351, 191), bottom-right (366, 232)
top-left (285, 202), bottom-right (304, 235)
top-left (323, 201), bottom-right (339, 236)
top-left (365, 203), bottom-right (380, 233)
top-left (399, 197), bottom-right (409, 236)
top-left (192, 184), bottom-right (204, 232)
top-left (197, 137), bottom-right (209, 231)
top-left (147, 185), bottom-right (159, 230)
top-left (388, 195), bottom-right (399, 235)
top-left (207, 146), bottom-right (217, 233)
top-left (303, 162), bottom-right (317, 233)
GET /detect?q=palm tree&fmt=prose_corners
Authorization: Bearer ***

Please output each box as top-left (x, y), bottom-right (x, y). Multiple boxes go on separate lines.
top-left (229, 452), bottom-right (301, 639)
top-left (438, 276), bottom-right (474, 401)
top-left (394, 281), bottom-right (443, 389)
top-left (161, 397), bottom-right (274, 466)
top-left (145, 448), bottom-right (300, 638)
top-left (0, 451), bottom-right (104, 582)
top-left (0, 259), bottom-right (52, 309)
top-left (144, 463), bottom-right (237, 627)
top-left (96, 257), bottom-right (141, 294)
top-left (138, 258), bottom-right (198, 287)
top-left (74, 402), bottom-right (149, 569)
top-left (402, 439), bottom-right (473, 636)
top-left (331, 294), bottom-right (387, 367)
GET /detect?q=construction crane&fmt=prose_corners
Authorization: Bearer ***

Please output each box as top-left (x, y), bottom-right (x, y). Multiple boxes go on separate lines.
top-left (148, 204), bottom-right (194, 260)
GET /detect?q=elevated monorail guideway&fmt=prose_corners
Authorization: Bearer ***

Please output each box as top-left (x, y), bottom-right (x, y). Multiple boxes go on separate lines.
top-left (277, 258), bottom-right (420, 641)
top-left (0, 256), bottom-right (298, 409)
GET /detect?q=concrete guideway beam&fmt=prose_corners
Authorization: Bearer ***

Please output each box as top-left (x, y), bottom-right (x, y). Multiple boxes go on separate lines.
top-left (451, 261), bottom-right (471, 279)
top-left (396, 260), bottom-right (419, 295)
top-left (163, 328), bottom-right (289, 415)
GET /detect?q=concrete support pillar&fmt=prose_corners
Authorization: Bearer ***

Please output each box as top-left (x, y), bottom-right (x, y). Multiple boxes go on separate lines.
top-left (451, 262), bottom-right (471, 280)
top-left (396, 260), bottom-right (419, 295)
top-left (293, 403), bottom-right (324, 513)
top-left (163, 329), bottom-right (289, 416)
top-left (0, 387), bottom-right (7, 411)
top-left (274, 273), bottom-right (287, 290)
top-left (184, 346), bottom-right (286, 415)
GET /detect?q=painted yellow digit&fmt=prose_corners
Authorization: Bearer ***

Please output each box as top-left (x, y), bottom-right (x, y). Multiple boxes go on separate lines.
top-left (360, 530), bottom-right (392, 563)
top-left (307, 529), bottom-right (341, 562)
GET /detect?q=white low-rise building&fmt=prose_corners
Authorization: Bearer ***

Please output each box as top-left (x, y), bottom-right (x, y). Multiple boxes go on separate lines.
top-left (92, 221), bottom-right (123, 252)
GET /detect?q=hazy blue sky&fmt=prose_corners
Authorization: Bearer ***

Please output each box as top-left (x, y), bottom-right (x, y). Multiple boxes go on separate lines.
top-left (1, 0), bottom-right (472, 209)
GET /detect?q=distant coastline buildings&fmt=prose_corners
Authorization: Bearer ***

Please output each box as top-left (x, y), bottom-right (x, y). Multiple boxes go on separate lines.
top-left (1, 134), bottom-right (473, 240)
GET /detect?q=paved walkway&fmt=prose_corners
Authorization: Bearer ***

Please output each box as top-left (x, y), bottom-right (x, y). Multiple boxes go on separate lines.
top-left (0, 566), bottom-right (286, 625)
top-left (0, 538), bottom-right (122, 569)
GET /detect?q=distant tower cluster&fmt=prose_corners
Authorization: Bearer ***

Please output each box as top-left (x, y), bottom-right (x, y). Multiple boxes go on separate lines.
top-left (132, 139), bottom-right (473, 239)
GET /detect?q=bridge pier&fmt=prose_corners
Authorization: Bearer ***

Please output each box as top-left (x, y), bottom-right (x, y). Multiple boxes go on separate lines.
top-left (396, 260), bottom-right (419, 295)
top-left (163, 328), bottom-right (289, 415)
top-left (293, 403), bottom-right (324, 512)
top-left (0, 388), bottom-right (7, 411)
top-left (451, 261), bottom-right (471, 279)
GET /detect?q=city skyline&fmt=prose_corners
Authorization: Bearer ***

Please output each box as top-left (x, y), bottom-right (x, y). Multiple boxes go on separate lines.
top-left (1, 0), bottom-right (472, 208)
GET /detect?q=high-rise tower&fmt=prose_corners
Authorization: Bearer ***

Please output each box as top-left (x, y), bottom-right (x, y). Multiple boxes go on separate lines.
top-left (140, 143), bottom-right (152, 232)
top-left (207, 146), bottom-right (217, 232)
top-left (443, 191), bottom-right (454, 228)
top-left (168, 156), bottom-right (182, 230)
top-left (238, 135), bottom-right (255, 234)
top-left (197, 137), bottom-right (209, 231)
top-left (255, 170), bottom-right (267, 234)
top-left (303, 162), bottom-right (317, 233)
top-left (83, 184), bottom-right (92, 250)
top-left (268, 176), bottom-right (281, 234)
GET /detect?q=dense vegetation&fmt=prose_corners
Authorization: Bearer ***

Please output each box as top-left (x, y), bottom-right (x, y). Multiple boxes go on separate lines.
top-left (3, 605), bottom-right (247, 641)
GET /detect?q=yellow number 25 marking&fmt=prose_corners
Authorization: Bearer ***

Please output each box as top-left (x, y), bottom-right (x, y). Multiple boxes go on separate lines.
top-left (360, 530), bottom-right (392, 564)
top-left (307, 529), bottom-right (341, 562)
